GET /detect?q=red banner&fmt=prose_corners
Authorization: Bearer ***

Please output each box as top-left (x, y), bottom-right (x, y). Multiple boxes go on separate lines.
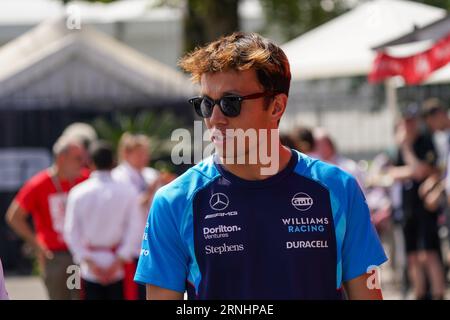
top-left (369, 32), bottom-right (450, 85)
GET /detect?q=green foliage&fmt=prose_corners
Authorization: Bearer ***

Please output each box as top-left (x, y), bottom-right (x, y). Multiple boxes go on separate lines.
top-left (92, 111), bottom-right (186, 172)
top-left (412, 0), bottom-right (450, 9)
top-left (61, 0), bottom-right (450, 46)
top-left (183, 0), bottom-right (240, 52)
top-left (61, 0), bottom-right (117, 4)
top-left (259, 0), bottom-right (350, 41)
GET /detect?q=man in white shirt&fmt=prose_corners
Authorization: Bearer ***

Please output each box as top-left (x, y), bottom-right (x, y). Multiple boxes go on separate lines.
top-left (112, 133), bottom-right (159, 206)
top-left (112, 133), bottom-right (160, 299)
top-left (64, 141), bottom-right (142, 300)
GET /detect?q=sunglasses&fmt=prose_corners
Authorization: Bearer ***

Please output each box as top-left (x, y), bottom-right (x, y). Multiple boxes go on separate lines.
top-left (188, 91), bottom-right (277, 118)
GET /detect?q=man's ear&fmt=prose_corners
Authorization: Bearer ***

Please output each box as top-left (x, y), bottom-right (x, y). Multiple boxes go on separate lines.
top-left (54, 154), bottom-right (64, 167)
top-left (271, 94), bottom-right (287, 121)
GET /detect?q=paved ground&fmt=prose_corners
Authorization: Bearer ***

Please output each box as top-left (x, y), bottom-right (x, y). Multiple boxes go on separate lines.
top-left (4, 243), bottom-right (450, 300)
top-left (3, 273), bottom-right (439, 300)
top-left (5, 276), bottom-right (48, 300)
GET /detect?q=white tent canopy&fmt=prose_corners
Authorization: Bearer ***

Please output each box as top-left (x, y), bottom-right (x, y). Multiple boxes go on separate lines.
top-left (0, 16), bottom-right (196, 108)
top-left (0, 0), bottom-right (262, 25)
top-left (282, 0), bottom-right (446, 81)
top-left (0, 0), bottom-right (181, 25)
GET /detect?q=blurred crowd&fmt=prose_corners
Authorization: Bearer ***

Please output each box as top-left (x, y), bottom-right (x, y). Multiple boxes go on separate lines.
top-left (1, 97), bottom-right (450, 300)
top-left (2, 125), bottom-right (175, 300)
top-left (282, 97), bottom-right (450, 300)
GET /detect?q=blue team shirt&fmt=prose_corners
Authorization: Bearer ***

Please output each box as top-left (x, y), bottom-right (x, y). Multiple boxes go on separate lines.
top-left (134, 150), bottom-right (387, 299)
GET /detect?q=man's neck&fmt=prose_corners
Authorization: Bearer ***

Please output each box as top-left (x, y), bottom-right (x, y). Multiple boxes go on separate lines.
top-left (217, 144), bottom-right (292, 181)
top-left (124, 161), bottom-right (142, 173)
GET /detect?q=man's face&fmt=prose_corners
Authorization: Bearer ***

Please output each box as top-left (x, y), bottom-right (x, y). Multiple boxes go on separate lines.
top-left (315, 137), bottom-right (334, 162)
top-left (59, 144), bottom-right (84, 179)
top-left (425, 111), bottom-right (447, 132)
top-left (201, 69), bottom-right (277, 160)
top-left (126, 145), bottom-right (150, 170)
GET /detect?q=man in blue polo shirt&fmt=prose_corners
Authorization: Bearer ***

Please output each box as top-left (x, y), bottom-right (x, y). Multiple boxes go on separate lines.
top-left (134, 32), bottom-right (387, 300)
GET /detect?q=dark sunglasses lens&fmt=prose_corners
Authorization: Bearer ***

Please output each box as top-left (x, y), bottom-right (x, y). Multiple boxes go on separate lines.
top-left (200, 98), bottom-right (214, 118)
top-left (189, 98), bottom-right (204, 117)
top-left (220, 97), bottom-right (241, 117)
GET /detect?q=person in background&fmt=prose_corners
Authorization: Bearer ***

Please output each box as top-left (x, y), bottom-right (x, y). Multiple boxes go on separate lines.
top-left (313, 127), bottom-right (365, 190)
top-left (113, 133), bottom-right (159, 211)
top-left (388, 104), bottom-right (445, 300)
top-left (112, 132), bottom-right (174, 299)
top-left (64, 141), bottom-right (142, 300)
top-left (61, 122), bottom-right (98, 170)
top-left (0, 258), bottom-right (9, 300)
top-left (421, 98), bottom-right (450, 170)
top-left (420, 99), bottom-right (450, 211)
top-left (279, 133), bottom-right (297, 150)
top-left (5, 135), bottom-right (87, 300)
top-left (421, 98), bottom-right (450, 288)
top-left (291, 126), bottom-right (317, 157)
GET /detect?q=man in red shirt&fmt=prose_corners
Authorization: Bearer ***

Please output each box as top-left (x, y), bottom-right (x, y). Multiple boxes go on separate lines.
top-left (6, 135), bottom-right (88, 299)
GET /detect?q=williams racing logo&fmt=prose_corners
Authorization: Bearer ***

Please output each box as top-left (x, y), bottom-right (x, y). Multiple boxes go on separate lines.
top-left (291, 192), bottom-right (313, 211)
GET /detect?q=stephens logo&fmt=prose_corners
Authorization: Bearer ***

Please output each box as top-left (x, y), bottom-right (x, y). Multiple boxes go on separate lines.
top-left (205, 243), bottom-right (245, 255)
top-left (291, 192), bottom-right (313, 211)
top-left (210, 193), bottom-right (229, 211)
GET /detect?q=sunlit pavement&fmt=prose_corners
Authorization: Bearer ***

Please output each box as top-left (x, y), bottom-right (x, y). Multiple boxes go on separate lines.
top-left (5, 276), bottom-right (48, 300)
top-left (6, 274), bottom-right (448, 300)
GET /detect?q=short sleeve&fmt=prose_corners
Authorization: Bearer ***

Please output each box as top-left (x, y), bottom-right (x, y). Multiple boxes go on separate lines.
top-left (15, 178), bottom-right (39, 214)
top-left (134, 191), bottom-right (189, 293)
top-left (341, 177), bottom-right (388, 282)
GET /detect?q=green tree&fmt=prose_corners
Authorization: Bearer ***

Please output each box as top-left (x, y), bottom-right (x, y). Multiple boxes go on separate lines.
top-left (412, 0), bottom-right (450, 9)
top-left (61, 0), bottom-right (117, 3)
top-left (259, 0), bottom-right (350, 41)
top-left (183, 0), bottom-right (239, 52)
top-left (181, 0), bottom-right (351, 52)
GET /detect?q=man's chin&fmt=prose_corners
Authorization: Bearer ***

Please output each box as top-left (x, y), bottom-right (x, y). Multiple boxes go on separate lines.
top-left (214, 148), bottom-right (251, 165)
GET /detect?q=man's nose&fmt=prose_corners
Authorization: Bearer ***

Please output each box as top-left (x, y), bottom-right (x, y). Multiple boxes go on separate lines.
top-left (208, 102), bottom-right (228, 126)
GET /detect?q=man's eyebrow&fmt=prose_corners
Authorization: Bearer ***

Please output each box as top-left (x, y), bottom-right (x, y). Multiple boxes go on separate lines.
top-left (222, 90), bottom-right (241, 96)
top-left (199, 90), bottom-right (241, 97)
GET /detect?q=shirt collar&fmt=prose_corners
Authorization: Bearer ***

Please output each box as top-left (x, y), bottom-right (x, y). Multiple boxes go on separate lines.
top-left (90, 170), bottom-right (112, 180)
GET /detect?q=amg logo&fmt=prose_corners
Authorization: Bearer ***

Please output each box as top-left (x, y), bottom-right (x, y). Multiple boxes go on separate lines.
top-left (205, 211), bottom-right (238, 220)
